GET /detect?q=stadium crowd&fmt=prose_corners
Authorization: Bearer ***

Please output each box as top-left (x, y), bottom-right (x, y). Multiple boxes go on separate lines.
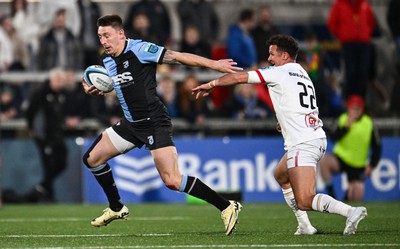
top-left (0, 0), bottom-right (399, 138)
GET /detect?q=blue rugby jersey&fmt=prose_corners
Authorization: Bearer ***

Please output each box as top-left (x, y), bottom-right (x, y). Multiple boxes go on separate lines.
top-left (102, 39), bottom-right (169, 125)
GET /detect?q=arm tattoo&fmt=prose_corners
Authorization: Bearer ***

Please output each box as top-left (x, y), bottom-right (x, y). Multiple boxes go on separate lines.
top-left (162, 50), bottom-right (182, 65)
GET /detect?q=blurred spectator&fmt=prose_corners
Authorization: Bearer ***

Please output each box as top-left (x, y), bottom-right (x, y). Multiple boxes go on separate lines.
top-left (222, 8), bottom-right (257, 117)
top-left (0, 85), bottom-right (19, 138)
top-left (77, 0), bottom-right (102, 68)
top-left (386, 0), bottom-right (400, 115)
top-left (230, 84), bottom-right (269, 120)
top-left (319, 95), bottom-right (381, 201)
top-left (365, 18), bottom-right (390, 115)
top-left (177, 0), bottom-right (219, 45)
top-left (250, 5), bottom-right (280, 67)
top-left (0, 14), bottom-right (29, 72)
top-left (387, 0), bottom-right (400, 60)
top-left (328, 0), bottom-right (375, 99)
top-left (10, 0), bottom-right (40, 70)
top-left (0, 86), bottom-right (18, 121)
top-left (125, 0), bottom-right (171, 46)
top-left (250, 5), bottom-right (281, 115)
top-left (298, 31), bottom-right (343, 117)
top-left (178, 75), bottom-right (207, 124)
top-left (37, 8), bottom-right (83, 71)
top-left (36, 0), bottom-right (81, 38)
top-left (24, 68), bottom-right (69, 202)
top-left (226, 8), bottom-right (257, 70)
top-left (63, 70), bottom-right (91, 136)
top-left (125, 12), bottom-right (161, 45)
top-left (157, 75), bottom-right (179, 118)
top-left (180, 25), bottom-right (211, 70)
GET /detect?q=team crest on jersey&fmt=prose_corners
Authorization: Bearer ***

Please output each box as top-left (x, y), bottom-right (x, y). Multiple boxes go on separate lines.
top-left (147, 135), bottom-right (154, 145)
top-left (145, 44), bottom-right (159, 54)
top-left (123, 61), bottom-right (129, 68)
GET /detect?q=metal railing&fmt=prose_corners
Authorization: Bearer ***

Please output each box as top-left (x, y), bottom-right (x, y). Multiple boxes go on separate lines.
top-left (1, 117), bottom-right (399, 137)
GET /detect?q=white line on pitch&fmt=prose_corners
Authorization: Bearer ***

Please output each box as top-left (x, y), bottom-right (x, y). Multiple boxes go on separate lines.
top-left (2, 244), bottom-right (400, 249)
top-left (0, 234), bottom-right (172, 238)
top-left (0, 216), bottom-right (187, 222)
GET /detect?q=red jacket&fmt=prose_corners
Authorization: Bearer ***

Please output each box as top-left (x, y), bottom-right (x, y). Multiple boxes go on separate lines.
top-left (328, 0), bottom-right (375, 43)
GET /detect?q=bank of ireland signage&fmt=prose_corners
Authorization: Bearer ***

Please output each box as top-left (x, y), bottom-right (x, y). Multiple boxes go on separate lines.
top-left (83, 137), bottom-right (400, 203)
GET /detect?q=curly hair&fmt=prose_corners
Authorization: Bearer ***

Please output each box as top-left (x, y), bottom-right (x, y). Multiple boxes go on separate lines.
top-left (268, 34), bottom-right (299, 60)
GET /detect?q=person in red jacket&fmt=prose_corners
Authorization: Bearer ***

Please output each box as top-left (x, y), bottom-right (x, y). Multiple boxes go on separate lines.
top-left (328, 0), bottom-right (375, 99)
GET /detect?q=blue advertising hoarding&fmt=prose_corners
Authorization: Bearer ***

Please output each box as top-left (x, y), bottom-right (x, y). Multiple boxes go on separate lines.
top-left (83, 137), bottom-right (400, 203)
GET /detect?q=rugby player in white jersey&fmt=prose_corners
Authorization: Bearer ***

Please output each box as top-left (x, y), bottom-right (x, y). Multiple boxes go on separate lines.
top-left (192, 34), bottom-right (367, 235)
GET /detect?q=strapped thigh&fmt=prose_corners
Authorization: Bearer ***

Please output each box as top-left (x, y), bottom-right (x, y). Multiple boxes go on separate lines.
top-left (105, 127), bottom-right (136, 153)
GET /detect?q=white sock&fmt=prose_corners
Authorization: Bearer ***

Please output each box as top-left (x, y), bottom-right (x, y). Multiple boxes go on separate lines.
top-left (312, 193), bottom-right (352, 217)
top-left (282, 188), bottom-right (312, 227)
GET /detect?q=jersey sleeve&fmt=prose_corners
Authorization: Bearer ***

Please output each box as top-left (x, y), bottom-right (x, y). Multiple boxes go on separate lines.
top-left (247, 66), bottom-right (283, 86)
top-left (131, 40), bottom-right (166, 64)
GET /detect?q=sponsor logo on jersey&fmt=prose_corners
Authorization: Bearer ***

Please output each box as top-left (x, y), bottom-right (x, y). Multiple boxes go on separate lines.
top-left (145, 44), bottom-right (159, 54)
top-left (305, 111), bottom-right (322, 130)
top-left (289, 71), bottom-right (311, 81)
top-left (112, 72), bottom-right (134, 86)
top-left (123, 61), bottom-right (129, 68)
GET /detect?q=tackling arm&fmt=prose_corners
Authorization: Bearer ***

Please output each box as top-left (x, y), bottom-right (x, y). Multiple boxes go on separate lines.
top-left (191, 72), bottom-right (250, 99)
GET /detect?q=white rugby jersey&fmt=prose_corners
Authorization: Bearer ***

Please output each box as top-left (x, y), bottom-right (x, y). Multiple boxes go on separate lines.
top-left (248, 63), bottom-right (326, 149)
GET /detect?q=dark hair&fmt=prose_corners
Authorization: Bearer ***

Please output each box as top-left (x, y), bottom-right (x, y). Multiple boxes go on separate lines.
top-left (55, 8), bottom-right (66, 17)
top-left (10, 0), bottom-right (27, 17)
top-left (239, 9), bottom-right (254, 22)
top-left (268, 34), bottom-right (299, 59)
top-left (0, 14), bottom-right (11, 26)
top-left (97, 14), bottom-right (124, 30)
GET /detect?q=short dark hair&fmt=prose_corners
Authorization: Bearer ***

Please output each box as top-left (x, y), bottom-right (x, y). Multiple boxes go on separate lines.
top-left (97, 14), bottom-right (124, 29)
top-left (239, 9), bottom-right (254, 22)
top-left (55, 8), bottom-right (66, 16)
top-left (268, 34), bottom-right (299, 59)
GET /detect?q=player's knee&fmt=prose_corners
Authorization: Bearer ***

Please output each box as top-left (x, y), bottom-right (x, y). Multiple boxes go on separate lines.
top-left (274, 169), bottom-right (287, 186)
top-left (82, 133), bottom-right (103, 168)
top-left (82, 151), bottom-right (92, 168)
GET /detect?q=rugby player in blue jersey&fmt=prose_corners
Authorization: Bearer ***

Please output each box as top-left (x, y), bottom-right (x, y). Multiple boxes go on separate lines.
top-left (81, 14), bottom-right (242, 235)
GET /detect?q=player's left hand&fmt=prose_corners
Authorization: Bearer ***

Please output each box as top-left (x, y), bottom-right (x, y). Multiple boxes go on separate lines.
top-left (214, 59), bottom-right (243, 73)
top-left (192, 81), bottom-right (215, 99)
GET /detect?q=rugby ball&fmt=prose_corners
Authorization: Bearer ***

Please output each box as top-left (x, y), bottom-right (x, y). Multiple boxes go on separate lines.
top-left (83, 65), bottom-right (114, 93)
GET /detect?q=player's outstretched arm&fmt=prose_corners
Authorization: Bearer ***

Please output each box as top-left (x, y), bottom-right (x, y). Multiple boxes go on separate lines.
top-left (192, 72), bottom-right (249, 99)
top-left (162, 50), bottom-right (243, 73)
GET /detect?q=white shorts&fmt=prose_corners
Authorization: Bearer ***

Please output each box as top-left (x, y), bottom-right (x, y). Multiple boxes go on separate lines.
top-left (286, 138), bottom-right (327, 169)
top-left (106, 127), bottom-right (136, 153)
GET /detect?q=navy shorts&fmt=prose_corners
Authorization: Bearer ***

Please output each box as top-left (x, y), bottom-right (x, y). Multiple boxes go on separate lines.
top-left (111, 116), bottom-right (175, 150)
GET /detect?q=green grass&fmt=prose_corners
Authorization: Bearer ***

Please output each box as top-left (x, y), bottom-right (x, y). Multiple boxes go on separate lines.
top-left (0, 202), bottom-right (399, 248)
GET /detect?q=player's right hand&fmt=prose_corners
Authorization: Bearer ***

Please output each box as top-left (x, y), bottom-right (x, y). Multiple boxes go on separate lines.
top-left (192, 81), bottom-right (214, 99)
top-left (81, 77), bottom-right (104, 96)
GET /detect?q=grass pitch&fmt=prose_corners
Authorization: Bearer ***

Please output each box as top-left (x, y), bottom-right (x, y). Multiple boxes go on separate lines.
top-left (0, 202), bottom-right (399, 248)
